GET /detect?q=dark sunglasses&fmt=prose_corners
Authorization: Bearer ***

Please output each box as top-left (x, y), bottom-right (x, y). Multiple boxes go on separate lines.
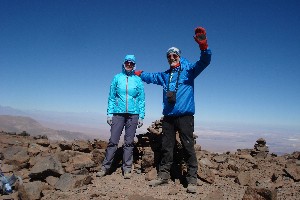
top-left (167, 54), bottom-right (179, 59)
top-left (124, 61), bottom-right (135, 66)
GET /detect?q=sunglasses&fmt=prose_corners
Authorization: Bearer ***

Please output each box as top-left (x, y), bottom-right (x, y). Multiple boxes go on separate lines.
top-left (124, 61), bottom-right (135, 66)
top-left (167, 54), bottom-right (179, 59)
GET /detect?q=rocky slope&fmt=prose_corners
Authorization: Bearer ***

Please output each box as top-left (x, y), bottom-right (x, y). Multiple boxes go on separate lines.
top-left (0, 119), bottom-right (299, 200)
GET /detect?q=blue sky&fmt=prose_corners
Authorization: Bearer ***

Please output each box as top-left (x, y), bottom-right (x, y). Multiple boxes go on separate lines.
top-left (1, 0), bottom-right (300, 132)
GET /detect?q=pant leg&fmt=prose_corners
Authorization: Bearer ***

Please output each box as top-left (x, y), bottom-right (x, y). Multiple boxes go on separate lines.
top-left (158, 116), bottom-right (176, 180)
top-left (102, 114), bottom-right (125, 170)
top-left (122, 114), bottom-right (139, 172)
top-left (176, 115), bottom-right (198, 184)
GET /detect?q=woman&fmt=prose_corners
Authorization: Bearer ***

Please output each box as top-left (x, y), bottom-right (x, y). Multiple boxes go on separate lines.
top-left (97, 54), bottom-right (145, 179)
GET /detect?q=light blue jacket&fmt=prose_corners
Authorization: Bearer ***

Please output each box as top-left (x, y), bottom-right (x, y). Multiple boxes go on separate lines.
top-left (107, 66), bottom-right (145, 119)
top-left (140, 49), bottom-right (211, 116)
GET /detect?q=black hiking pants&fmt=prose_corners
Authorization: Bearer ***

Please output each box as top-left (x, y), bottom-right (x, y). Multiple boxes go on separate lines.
top-left (158, 115), bottom-right (198, 184)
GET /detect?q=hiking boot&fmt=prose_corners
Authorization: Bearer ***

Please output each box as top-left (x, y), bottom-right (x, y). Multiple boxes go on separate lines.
top-left (96, 169), bottom-right (107, 178)
top-left (148, 178), bottom-right (168, 187)
top-left (124, 171), bottom-right (132, 179)
top-left (187, 184), bottom-right (197, 193)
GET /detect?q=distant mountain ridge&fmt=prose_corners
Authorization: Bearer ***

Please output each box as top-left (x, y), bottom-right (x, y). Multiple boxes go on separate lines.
top-left (0, 115), bottom-right (95, 141)
top-left (1, 105), bottom-right (299, 154)
top-left (0, 105), bottom-right (105, 128)
top-left (0, 105), bottom-right (27, 115)
top-left (0, 105), bottom-right (109, 139)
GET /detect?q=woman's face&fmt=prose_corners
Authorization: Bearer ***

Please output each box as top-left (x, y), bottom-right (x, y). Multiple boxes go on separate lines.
top-left (124, 61), bottom-right (135, 71)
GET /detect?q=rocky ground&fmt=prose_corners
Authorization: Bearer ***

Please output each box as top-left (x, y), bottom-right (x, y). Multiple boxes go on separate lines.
top-left (0, 119), bottom-right (299, 200)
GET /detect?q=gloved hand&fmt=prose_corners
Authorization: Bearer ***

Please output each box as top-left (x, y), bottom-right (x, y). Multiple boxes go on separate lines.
top-left (193, 27), bottom-right (208, 50)
top-left (134, 70), bottom-right (143, 76)
top-left (107, 116), bottom-right (112, 126)
top-left (137, 119), bottom-right (143, 128)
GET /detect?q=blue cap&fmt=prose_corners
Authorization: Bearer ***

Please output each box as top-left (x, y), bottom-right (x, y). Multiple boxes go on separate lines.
top-left (124, 55), bottom-right (136, 64)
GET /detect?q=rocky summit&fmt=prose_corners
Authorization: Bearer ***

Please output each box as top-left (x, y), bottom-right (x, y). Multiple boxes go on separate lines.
top-left (0, 119), bottom-right (299, 200)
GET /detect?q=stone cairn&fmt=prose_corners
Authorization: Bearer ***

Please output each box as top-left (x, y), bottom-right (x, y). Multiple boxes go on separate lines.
top-left (250, 138), bottom-right (269, 158)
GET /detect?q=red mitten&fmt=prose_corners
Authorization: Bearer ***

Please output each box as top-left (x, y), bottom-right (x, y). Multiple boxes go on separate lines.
top-left (193, 27), bottom-right (208, 50)
top-left (134, 70), bottom-right (143, 76)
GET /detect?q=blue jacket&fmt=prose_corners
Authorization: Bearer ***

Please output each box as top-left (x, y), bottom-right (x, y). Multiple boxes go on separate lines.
top-left (107, 66), bottom-right (145, 119)
top-left (140, 49), bottom-right (211, 116)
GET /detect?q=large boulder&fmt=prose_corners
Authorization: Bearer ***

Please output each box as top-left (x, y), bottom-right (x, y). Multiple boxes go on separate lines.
top-left (29, 155), bottom-right (64, 180)
top-left (54, 173), bottom-right (92, 192)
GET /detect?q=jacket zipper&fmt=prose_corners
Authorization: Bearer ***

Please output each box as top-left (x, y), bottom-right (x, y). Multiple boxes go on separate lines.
top-left (126, 76), bottom-right (128, 112)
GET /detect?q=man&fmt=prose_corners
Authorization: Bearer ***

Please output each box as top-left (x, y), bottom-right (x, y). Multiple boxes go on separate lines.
top-left (135, 27), bottom-right (211, 193)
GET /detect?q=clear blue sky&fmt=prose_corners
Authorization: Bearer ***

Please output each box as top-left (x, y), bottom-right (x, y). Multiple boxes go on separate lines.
top-left (1, 0), bottom-right (300, 131)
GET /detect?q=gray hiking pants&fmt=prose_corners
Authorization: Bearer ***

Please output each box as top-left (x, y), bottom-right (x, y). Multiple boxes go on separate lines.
top-left (102, 114), bottom-right (138, 173)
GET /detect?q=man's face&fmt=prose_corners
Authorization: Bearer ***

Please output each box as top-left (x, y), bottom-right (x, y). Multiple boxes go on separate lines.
top-left (167, 53), bottom-right (180, 67)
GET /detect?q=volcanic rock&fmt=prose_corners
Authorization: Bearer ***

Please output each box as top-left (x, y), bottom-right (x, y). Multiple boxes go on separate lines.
top-left (0, 121), bottom-right (300, 200)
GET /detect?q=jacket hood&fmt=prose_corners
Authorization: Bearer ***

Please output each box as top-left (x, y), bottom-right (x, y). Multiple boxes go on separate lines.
top-left (169, 57), bottom-right (189, 70)
top-left (124, 54), bottom-right (136, 63)
top-left (180, 57), bottom-right (189, 66)
top-left (122, 54), bottom-right (136, 76)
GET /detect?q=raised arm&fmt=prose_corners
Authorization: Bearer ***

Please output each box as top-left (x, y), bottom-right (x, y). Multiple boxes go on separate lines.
top-left (192, 26), bottom-right (212, 77)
